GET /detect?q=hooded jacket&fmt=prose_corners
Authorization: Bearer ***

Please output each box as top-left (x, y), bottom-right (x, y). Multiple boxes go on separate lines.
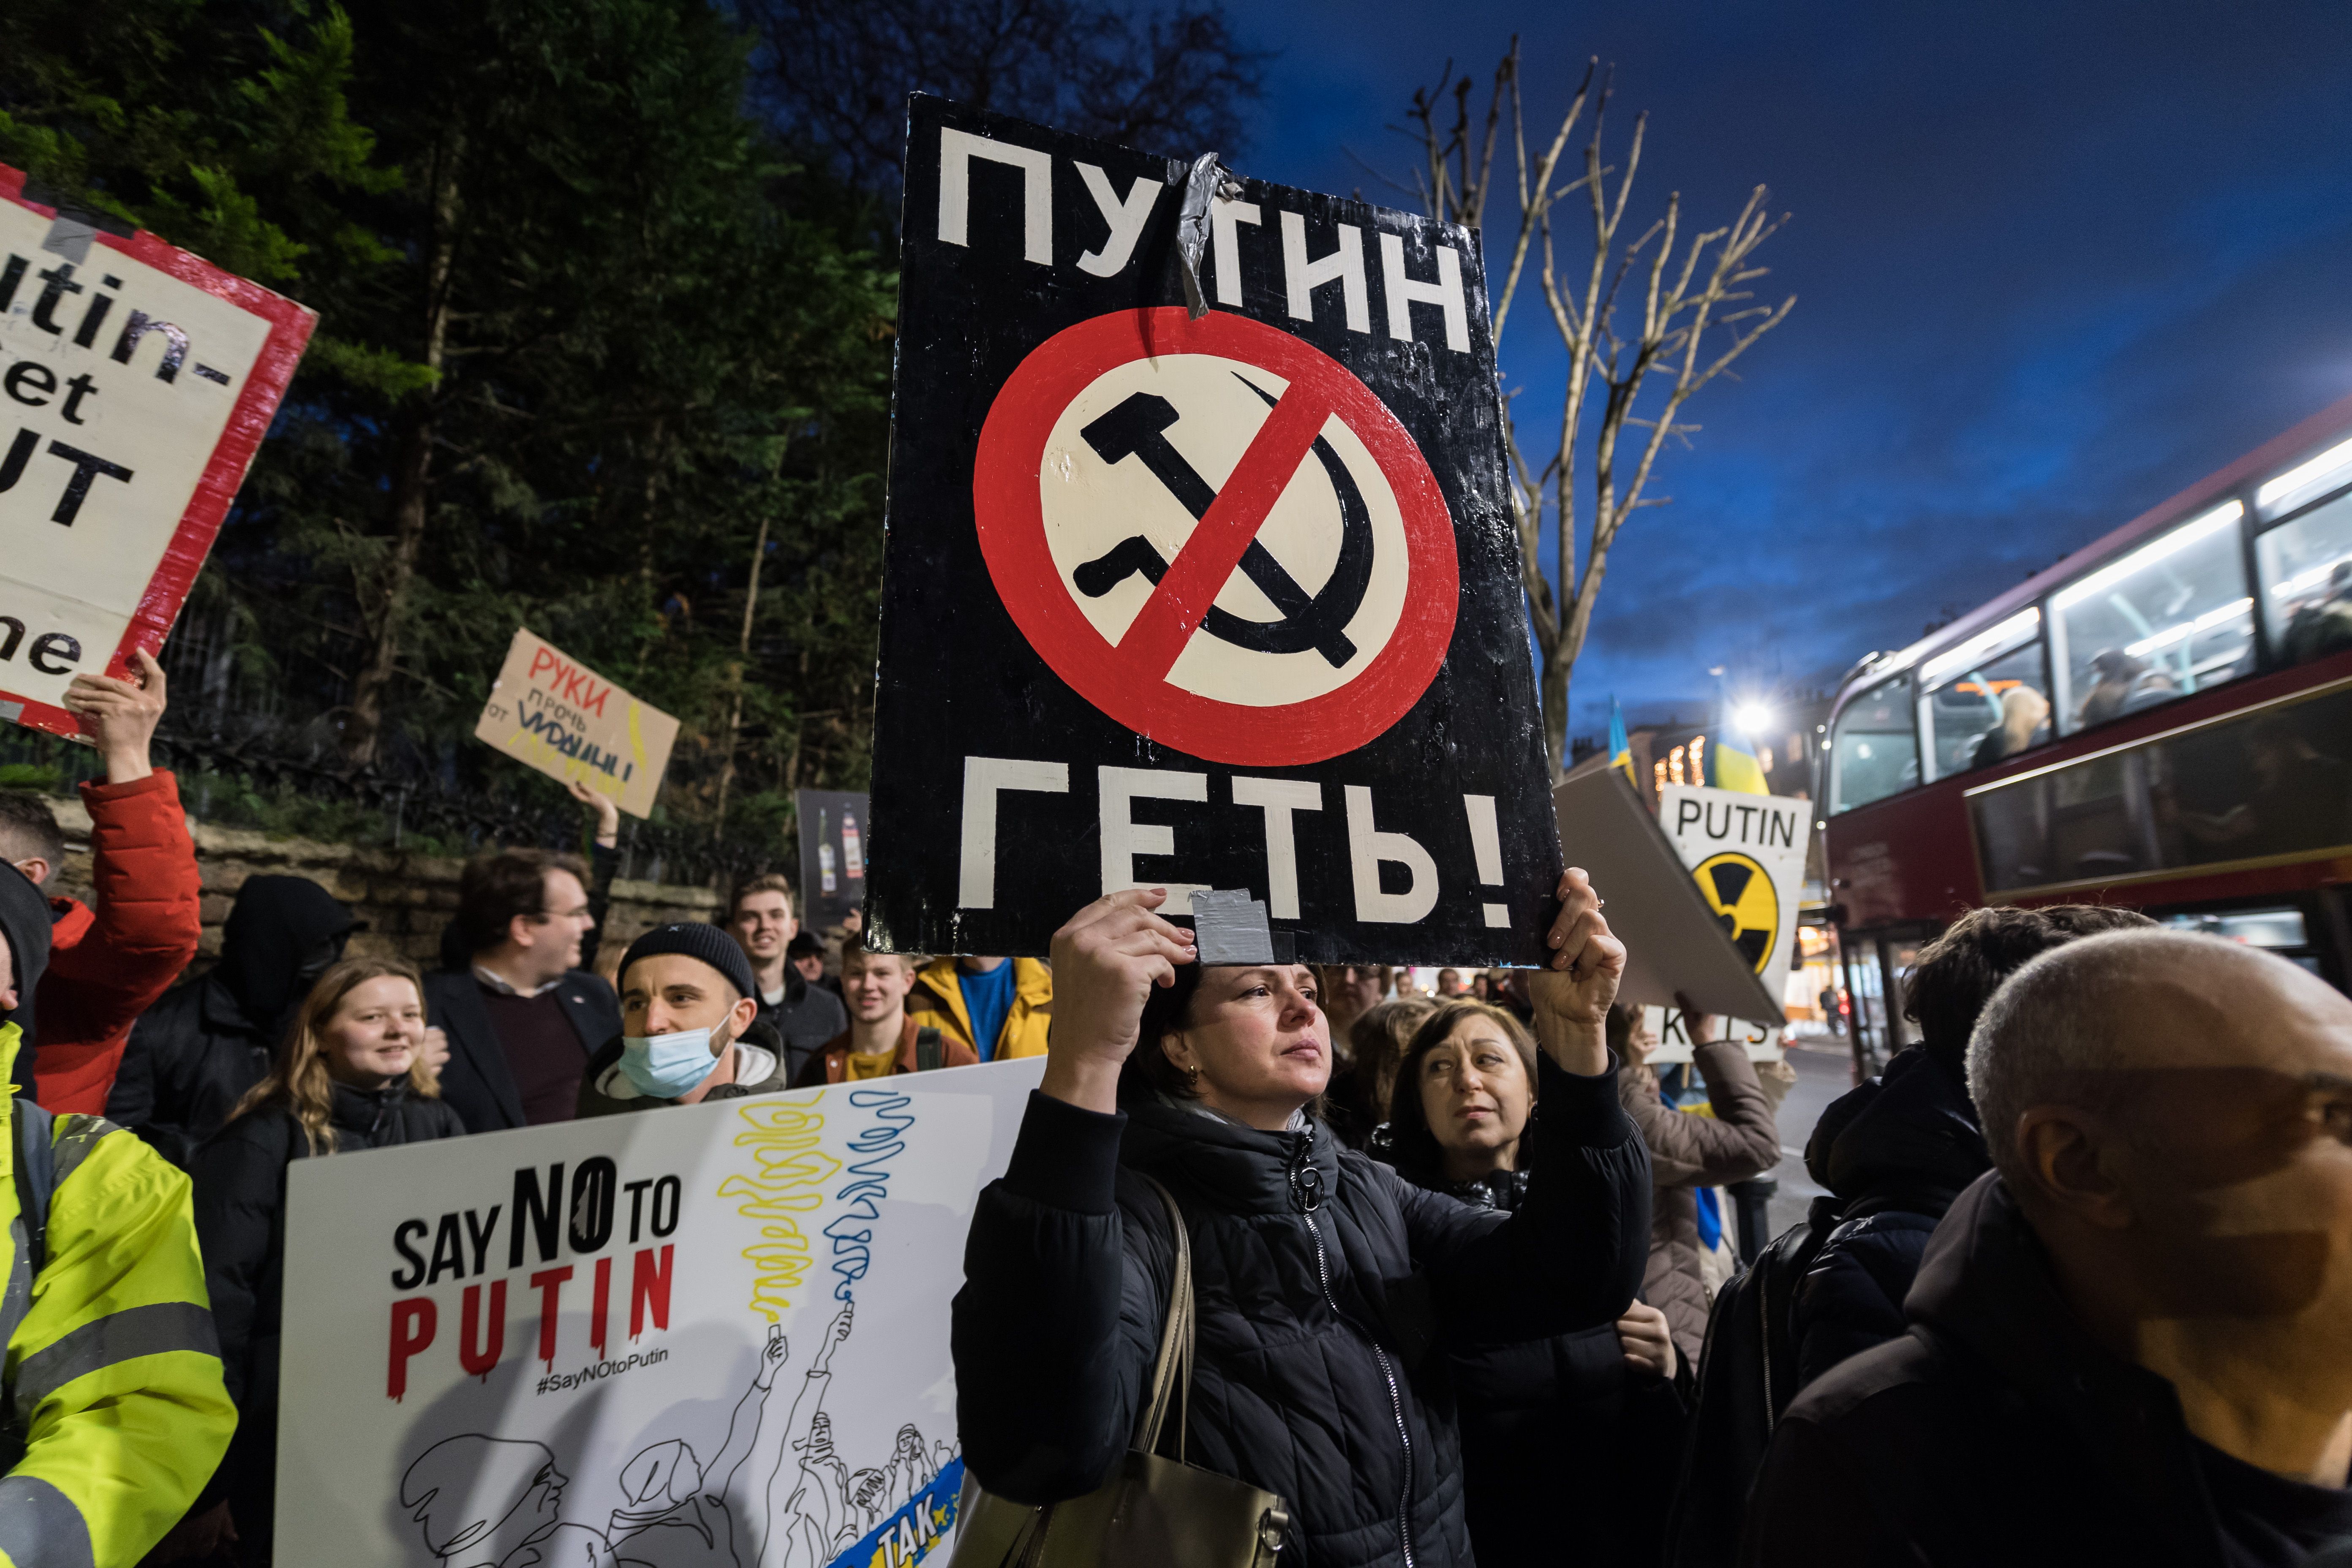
top-left (109, 876), bottom-right (359, 1166)
top-left (1618, 1040), bottom-right (1783, 1363)
top-left (953, 1055), bottom-right (1651, 1568)
top-left (25, 772), bottom-right (203, 1111)
top-left (0, 863), bottom-right (236, 1566)
top-left (1741, 1173), bottom-right (2352, 1567)
top-left (1790, 1046), bottom-right (1990, 1391)
top-left (193, 1078), bottom-right (465, 1549)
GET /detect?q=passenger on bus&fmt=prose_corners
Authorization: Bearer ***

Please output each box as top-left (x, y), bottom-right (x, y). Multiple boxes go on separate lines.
top-left (2156, 715), bottom-right (2351, 862)
top-left (1968, 686), bottom-right (2050, 771)
top-left (2073, 649), bottom-right (2178, 729)
top-left (2283, 561), bottom-right (2352, 665)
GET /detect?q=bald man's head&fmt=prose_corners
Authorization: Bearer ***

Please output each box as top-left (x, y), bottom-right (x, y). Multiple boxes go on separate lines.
top-left (1969, 930), bottom-right (2349, 1180)
top-left (1968, 928), bottom-right (2352, 1327)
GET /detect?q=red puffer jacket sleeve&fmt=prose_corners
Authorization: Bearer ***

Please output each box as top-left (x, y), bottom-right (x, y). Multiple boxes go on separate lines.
top-left (32, 772), bottom-right (202, 1113)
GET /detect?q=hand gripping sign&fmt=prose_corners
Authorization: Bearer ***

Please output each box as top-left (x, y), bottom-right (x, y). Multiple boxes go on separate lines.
top-left (0, 167), bottom-right (315, 736)
top-left (866, 97), bottom-right (1561, 964)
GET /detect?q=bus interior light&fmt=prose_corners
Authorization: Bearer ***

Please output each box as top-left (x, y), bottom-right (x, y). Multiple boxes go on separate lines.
top-left (2270, 558), bottom-right (2351, 598)
top-left (2123, 596), bottom-right (2252, 659)
top-left (1917, 607), bottom-right (2043, 690)
top-left (2255, 435), bottom-right (2352, 514)
top-left (2051, 501), bottom-right (2244, 610)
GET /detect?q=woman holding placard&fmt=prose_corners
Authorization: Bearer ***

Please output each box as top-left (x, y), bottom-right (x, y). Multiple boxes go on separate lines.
top-left (950, 870), bottom-right (1651, 1568)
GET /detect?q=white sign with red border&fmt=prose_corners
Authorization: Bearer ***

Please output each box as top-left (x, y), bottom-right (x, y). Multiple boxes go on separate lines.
top-left (0, 167), bottom-right (315, 736)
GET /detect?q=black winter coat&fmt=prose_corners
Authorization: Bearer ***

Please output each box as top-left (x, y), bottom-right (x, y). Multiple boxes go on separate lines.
top-left (196, 1082), bottom-right (467, 1407)
top-left (195, 1081), bottom-right (466, 1542)
top-left (109, 875), bottom-right (358, 1165)
top-left (192, 1081), bottom-right (465, 1549)
top-left (1388, 1161), bottom-right (1686, 1568)
top-left (1791, 1048), bottom-right (1989, 1392)
top-left (1743, 1173), bottom-right (2352, 1567)
top-left (953, 1054), bottom-right (1651, 1568)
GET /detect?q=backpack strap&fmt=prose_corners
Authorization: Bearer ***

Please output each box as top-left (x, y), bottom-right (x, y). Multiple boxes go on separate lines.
top-left (915, 1027), bottom-right (944, 1074)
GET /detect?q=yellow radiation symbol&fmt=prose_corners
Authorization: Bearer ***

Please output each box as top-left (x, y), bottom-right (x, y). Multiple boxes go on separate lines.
top-left (1693, 851), bottom-right (1779, 973)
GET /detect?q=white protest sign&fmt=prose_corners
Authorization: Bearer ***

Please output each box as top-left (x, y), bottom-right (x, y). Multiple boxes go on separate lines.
top-left (473, 628), bottom-right (681, 817)
top-left (0, 167), bottom-right (314, 734)
top-left (1638, 1006), bottom-right (1783, 1065)
top-left (276, 1058), bottom-right (1045, 1568)
top-left (1655, 783), bottom-right (1810, 1037)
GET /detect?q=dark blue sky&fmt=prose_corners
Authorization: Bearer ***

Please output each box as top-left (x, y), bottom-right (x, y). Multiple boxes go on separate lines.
top-left (1220, 0), bottom-right (2352, 744)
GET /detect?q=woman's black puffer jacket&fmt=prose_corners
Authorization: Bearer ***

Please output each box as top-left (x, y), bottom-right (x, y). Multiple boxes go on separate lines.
top-left (1385, 1162), bottom-right (1687, 1568)
top-left (193, 1081), bottom-right (466, 1541)
top-left (952, 1054), bottom-right (1650, 1568)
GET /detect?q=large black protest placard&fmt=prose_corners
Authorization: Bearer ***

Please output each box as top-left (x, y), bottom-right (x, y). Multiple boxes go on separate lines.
top-left (865, 95), bottom-right (1560, 964)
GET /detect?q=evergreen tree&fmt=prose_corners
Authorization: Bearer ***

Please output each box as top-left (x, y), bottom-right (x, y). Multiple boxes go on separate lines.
top-left (3, 0), bottom-right (1262, 861)
top-left (6, 0), bottom-right (893, 851)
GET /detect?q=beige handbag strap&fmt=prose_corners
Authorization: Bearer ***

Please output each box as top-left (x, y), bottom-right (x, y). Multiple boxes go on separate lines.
top-left (1130, 1174), bottom-right (1194, 1460)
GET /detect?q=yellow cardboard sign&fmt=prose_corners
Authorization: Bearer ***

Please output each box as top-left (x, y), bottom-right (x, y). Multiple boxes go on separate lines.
top-left (472, 628), bottom-right (678, 817)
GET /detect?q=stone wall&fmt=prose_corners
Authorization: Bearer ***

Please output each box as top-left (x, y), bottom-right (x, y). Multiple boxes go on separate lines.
top-left (38, 795), bottom-right (723, 978)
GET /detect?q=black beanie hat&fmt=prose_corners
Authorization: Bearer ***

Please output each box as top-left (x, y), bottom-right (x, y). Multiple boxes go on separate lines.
top-left (620, 923), bottom-right (760, 1003)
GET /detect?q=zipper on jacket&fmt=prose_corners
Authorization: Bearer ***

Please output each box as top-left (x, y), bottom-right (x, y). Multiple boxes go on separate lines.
top-left (1302, 1210), bottom-right (1416, 1568)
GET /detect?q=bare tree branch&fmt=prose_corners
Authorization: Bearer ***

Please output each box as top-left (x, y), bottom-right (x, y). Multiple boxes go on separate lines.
top-left (1403, 53), bottom-right (1794, 772)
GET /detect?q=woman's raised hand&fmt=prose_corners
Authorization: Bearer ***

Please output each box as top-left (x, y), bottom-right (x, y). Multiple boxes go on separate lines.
top-left (1040, 889), bottom-right (1197, 1114)
top-left (1528, 866), bottom-right (1625, 1077)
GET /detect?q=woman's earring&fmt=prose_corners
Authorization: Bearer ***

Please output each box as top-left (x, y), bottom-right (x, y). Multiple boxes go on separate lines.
top-left (1183, 1064), bottom-right (1202, 1091)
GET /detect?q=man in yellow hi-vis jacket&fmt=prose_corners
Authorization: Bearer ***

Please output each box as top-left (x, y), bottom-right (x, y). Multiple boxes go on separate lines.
top-left (0, 858), bottom-right (234, 1566)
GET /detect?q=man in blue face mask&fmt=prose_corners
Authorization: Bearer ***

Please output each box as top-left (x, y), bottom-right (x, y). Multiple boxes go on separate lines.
top-left (577, 925), bottom-right (795, 1115)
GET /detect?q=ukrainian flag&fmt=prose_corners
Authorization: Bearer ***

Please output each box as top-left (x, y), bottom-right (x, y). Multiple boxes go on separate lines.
top-left (1609, 699), bottom-right (1638, 787)
top-left (1710, 730), bottom-right (1770, 795)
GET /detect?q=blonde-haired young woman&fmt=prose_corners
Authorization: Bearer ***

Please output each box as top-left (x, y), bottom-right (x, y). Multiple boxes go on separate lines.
top-left (186, 956), bottom-right (466, 1563)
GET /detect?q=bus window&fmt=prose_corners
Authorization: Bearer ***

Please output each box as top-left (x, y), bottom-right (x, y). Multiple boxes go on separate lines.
top-left (1969, 682), bottom-right (2352, 896)
top-left (1918, 607), bottom-right (2049, 779)
top-left (2050, 501), bottom-right (2252, 735)
top-left (2159, 908), bottom-right (2322, 977)
top-left (1828, 677), bottom-right (1919, 814)
top-left (2258, 491), bottom-right (2352, 667)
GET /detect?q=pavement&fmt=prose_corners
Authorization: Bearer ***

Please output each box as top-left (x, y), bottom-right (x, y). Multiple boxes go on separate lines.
top-left (1759, 1036), bottom-right (1861, 1239)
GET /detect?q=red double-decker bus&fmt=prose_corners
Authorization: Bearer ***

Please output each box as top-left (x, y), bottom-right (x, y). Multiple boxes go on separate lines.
top-left (1820, 391), bottom-right (2352, 1067)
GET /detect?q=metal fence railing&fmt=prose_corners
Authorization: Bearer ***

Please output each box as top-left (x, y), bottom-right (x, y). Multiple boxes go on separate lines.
top-left (0, 724), bottom-right (785, 890)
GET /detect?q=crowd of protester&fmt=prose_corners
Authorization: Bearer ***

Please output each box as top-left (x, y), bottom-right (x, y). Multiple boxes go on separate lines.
top-left (0, 651), bottom-right (2347, 1564)
top-left (0, 657), bottom-right (1062, 1566)
top-left (945, 886), bottom-right (2352, 1568)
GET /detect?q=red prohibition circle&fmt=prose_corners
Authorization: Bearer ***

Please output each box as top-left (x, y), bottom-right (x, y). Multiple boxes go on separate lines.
top-left (974, 307), bottom-right (1459, 767)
